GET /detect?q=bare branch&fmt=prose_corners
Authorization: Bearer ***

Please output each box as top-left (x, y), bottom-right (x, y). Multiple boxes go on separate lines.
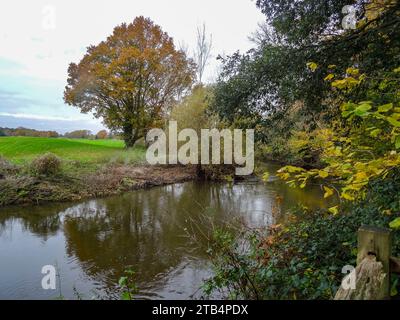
top-left (195, 23), bottom-right (213, 84)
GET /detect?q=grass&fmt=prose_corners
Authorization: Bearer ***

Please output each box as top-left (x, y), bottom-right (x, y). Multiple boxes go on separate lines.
top-left (0, 137), bottom-right (146, 167)
top-left (0, 137), bottom-right (165, 207)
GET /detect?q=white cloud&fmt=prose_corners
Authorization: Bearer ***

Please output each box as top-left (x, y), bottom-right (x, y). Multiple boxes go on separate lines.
top-left (0, 112), bottom-right (99, 123)
top-left (0, 0), bottom-right (264, 81)
top-left (0, 0), bottom-right (265, 126)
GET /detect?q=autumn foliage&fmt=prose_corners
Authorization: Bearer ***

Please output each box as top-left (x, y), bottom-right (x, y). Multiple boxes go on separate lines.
top-left (64, 16), bottom-right (196, 147)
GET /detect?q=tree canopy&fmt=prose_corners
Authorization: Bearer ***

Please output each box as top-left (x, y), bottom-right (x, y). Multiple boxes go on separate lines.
top-left (212, 0), bottom-right (400, 142)
top-left (64, 16), bottom-right (196, 147)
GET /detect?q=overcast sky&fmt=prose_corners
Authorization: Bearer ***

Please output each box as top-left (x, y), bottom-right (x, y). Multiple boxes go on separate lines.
top-left (0, 0), bottom-right (265, 133)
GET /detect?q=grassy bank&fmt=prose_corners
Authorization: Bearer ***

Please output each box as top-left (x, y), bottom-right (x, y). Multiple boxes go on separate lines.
top-left (0, 137), bottom-right (196, 207)
top-left (0, 136), bottom-right (143, 164)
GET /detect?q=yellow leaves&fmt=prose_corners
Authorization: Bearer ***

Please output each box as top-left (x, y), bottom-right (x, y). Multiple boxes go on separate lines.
top-left (370, 128), bottom-right (382, 138)
top-left (346, 67), bottom-right (359, 76)
top-left (328, 64), bottom-right (337, 69)
top-left (331, 67), bottom-right (366, 92)
top-left (262, 172), bottom-right (270, 182)
top-left (276, 67), bottom-right (400, 205)
top-left (341, 192), bottom-right (356, 201)
top-left (354, 171), bottom-right (368, 183)
top-left (282, 166), bottom-right (306, 174)
top-left (277, 172), bottom-right (291, 180)
top-left (306, 62), bottom-right (318, 72)
top-left (323, 186), bottom-right (334, 199)
top-left (318, 170), bottom-right (329, 178)
top-left (383, 209), bottom-right (392, 216)
top-left (332, 77), bottom-right (361, 90)
top-left (288, 131), bottom-right (311, 150)
top-left (394, 67), bottom-right (400, 73)
top-left (328, 206), bottom-right (339, 215)
top-left (332, 79), bottom-right (348, 89)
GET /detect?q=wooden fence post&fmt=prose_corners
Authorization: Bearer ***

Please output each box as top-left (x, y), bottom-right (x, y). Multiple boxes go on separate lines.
top-left (357, 225), bottom-right (392, 299)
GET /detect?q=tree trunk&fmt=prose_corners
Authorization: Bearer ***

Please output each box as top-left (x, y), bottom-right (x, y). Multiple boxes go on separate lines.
top-left (123, 124), bottom-right (137, 148)
top-left (196, 163), bottom-right (205, 179)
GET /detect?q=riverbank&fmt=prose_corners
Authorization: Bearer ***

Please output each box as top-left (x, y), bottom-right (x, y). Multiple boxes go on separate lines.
top-left (0, 163), bottom-right (197, 207)
top-left (0, 137), bottom-right (197, 207)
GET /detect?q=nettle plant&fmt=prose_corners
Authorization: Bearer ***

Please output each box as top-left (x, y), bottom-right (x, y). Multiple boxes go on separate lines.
top-left (275, 65), bottom-right (400, 227)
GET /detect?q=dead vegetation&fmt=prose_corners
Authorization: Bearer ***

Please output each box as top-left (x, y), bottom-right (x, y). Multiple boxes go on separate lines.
top-left (0, 163), bottom-right (197, 207)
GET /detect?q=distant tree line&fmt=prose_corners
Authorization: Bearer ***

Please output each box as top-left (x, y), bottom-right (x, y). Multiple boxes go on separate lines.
top-left (64, 129), bottom-right (116, 139)
top-left (0, 127), bottom-right (117, 140)
top-left (0, 127), bottom-right (59, 138)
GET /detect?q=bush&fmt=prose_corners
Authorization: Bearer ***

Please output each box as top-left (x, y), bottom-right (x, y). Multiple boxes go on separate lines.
top-left (30, 153), bottom-right (62, 176)
top-left (203, 170), bottom-right (400, 300)
top-left (0, 156), bottom-right (17, 178)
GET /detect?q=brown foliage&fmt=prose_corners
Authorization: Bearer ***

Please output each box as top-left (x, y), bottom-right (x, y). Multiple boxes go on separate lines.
top-left (96, 130), bottom-right (108, 139)
top-left (64, 16), bottom-right (196, 147)
top-left (30, 153), bottom-right (62, 176)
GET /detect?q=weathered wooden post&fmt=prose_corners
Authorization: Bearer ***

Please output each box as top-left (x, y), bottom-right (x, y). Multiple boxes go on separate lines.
top-left (335, 225), bottom-right (393, 300)
top-left (357, 225), bottom-right (392, 299)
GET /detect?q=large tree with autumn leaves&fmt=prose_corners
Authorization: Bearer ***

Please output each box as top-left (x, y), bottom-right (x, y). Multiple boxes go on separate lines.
top-left (64, 16), bottom-right (196, 147)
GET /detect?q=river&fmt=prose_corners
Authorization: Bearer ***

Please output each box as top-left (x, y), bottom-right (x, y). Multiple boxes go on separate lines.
top-left (0, 164), bottom-right (328, 300)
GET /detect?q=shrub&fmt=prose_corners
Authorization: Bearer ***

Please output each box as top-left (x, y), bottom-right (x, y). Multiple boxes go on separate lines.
top-left (0, 156), bottom-right (17, 178)
top-left (30, 153), bottom-right (62, 176)
top-left (203, 171), bottom-right (400, 300)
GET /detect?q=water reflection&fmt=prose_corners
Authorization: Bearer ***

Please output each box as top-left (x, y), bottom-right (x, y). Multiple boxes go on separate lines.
top-left (0, 173), bottom-right (326, 300)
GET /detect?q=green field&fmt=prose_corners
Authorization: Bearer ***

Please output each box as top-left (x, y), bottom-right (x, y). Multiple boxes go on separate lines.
top-left (0, 136), bottom-right (146, 165)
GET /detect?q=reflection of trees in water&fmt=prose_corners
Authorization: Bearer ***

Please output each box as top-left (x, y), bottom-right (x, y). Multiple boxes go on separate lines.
top-left (61, 183), bottom-right (227, 287)
top-left (267, 179), bottom-right (328, 213)
top-left (60, 182), bottom-right (276, 292)
top-left (0, 203), bottom-right (70, 240)
top-left (0, 182), bottom-right (279, 296)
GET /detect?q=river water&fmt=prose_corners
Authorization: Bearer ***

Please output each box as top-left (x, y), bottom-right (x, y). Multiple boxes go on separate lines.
top-left (0, 164), bottom-right (327, 300)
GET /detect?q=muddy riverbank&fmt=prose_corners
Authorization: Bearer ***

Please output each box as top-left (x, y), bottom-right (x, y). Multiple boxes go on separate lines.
top-left (0, 165), bottom-right (197, 207)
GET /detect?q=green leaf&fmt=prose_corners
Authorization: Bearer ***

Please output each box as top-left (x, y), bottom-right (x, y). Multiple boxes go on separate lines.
top-left (389, 218), bottom-right (400, 230)
top-left (396, 136), bottom-right (400, 149)
top-left (342, 110), bottom-right (354, 118)
top-left (391, 278), bottom-right (399, 297)
top-left (378, 103), bottom-right (393, 113)
top-left (121, 292), bottom-right (132, 300)
top-left (370, 129), bottom-right (382, 138)
top-left (387, 117), bottom-right (400, 127)
top-left (354, 103), bottom-right (372, 117)
top-left (118, 277), bottom-right (128, 287)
